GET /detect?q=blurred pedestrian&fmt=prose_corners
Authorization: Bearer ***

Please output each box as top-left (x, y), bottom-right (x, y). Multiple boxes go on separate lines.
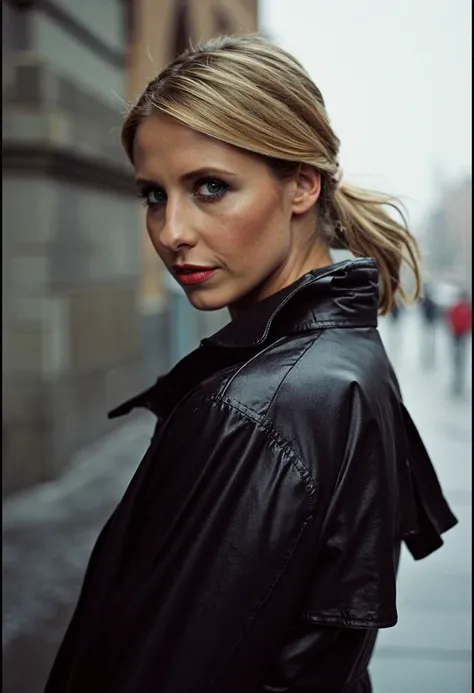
top-left (387, 299), bottom-right (403, 355)
top-left (447, 290), bottom-right (472, 396)
top-left (389, 301), bottom-right (402, 322)
top-left (44, 34), bottom-right (457, 693)
top-left (419, 283), bottom-right (439, 368)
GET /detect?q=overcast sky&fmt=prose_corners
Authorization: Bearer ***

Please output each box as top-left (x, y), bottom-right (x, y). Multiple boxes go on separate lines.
top-left (259, 0), bottom-right (471, 230)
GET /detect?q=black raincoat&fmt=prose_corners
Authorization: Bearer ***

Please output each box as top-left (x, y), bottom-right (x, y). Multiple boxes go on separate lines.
top-left (44, 259), bottom-right (457, 693)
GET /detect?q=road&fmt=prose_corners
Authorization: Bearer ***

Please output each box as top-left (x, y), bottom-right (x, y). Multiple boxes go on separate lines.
top-left (2, 308), bottom-right (471, 693)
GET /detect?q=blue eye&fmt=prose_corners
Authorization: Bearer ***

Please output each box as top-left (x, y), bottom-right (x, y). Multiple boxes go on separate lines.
top-left (138, 188), bottom-right (165, 207)
top-left (195, 179), bottom-right (229, 200)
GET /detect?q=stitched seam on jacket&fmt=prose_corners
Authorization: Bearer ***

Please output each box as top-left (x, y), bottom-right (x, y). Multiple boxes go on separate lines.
top-left (217, 398), bottom-right (315, 500)
top-left (213, 335), bottom-right (322, 503)
top-left (292, 319), bottom-right (377, 331)
top-left (219, 336), bottom-right (289, 398)
top-left (304, 612), bottom-right (396, 629)
top-left (211, 394), bottom-right (318, 505)
top-left (264, 332), bottom-right (323, 418)
top-left (208, 514), bottom-right (314, 688)
top-left (310, 318), bottom-right (377, 329)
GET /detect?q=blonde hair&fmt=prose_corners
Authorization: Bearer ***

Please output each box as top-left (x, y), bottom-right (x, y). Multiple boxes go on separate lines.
top-left (122, 34), bottom-right (421, 314)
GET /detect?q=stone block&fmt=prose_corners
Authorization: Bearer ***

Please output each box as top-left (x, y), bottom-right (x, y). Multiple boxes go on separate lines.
top-left (2, 177), bottom-right (56, 246)
top-left (2, 421), bottom-right (52, 496)
top-left (68, 285), bottom-right (140, 373)
top-left (41, 297), bottom-right (71, 378)
top-left (50, 182), bottom-right (139, 285)
top-left (34, 12), bottom-right (124, 108)
top-left (3, 296), bottom-right (71, 380)
top-left (13, 61), bottom-right (52, 107)
top-left (139, 308), bottom-right (171, 381)
top-left (103, 356), bottom-right (149, 410)
top-left (2, 111), bottom-right (50, 142)
top-left (4, 59), bottom-right (126, 162)
top-left (10, 256), bottom-right (50, 291)
top-left (47, 353), bottom-right (146, 476)
top-left (2, 382), bottom-right (48, 427)
top-left (3, 320), bottom-right (44, 376)
top-left (3, 354), bottom-right (144, 496)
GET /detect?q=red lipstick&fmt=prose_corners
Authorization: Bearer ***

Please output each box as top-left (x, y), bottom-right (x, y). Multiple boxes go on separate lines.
top-left (173, 264), bottom-right (216, 286)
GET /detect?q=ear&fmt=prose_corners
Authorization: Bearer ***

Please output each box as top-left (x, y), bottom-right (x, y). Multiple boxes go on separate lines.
top-left (291, 164), bottom-right (321, 215)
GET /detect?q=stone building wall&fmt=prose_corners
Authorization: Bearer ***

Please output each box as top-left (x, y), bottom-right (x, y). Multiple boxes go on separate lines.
top-left (2, 0), bottom-right (145, 495)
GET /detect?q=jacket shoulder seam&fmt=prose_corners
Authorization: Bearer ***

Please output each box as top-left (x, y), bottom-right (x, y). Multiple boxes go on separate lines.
top-left (210, 394), bottom-right (318, 506)
top-left (219, 336), bottom-right (289, 399)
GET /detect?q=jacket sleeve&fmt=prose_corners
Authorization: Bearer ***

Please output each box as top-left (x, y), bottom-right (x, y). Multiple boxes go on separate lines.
top-left (265, 377), bottom-right (403, 632)
top-left (399, 403), bottom-right (458, 560)
top-left (101, 395), bottom-right (320, 693)
top-left (275, 378), bottom-right (457, 634)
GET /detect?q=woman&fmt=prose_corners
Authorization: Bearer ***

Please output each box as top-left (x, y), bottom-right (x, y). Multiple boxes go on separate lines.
top-left (45, 35), bottom-right (457, 693)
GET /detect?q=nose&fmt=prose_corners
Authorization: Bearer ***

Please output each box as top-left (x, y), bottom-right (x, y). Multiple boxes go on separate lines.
top-left (155, 196), bottom-right (197, 251)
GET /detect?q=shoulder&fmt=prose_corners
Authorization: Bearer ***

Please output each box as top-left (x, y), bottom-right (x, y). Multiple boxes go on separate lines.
top-left (157, 384), bottom-right (318, 509)
top-left (216, 326), bottom-right (396, 420)
top-left (207, 326), bottom-right (400, 483)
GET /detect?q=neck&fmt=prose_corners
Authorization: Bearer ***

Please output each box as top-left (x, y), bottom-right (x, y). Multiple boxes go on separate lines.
top-left (228, 243), bottom-right (333, 321)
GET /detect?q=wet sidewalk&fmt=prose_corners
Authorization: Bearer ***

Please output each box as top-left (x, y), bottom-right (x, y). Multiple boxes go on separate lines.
top-left (370, 311), bottom-right (472, 692)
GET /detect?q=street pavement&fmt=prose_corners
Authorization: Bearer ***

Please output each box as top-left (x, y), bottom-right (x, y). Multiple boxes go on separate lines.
top-left (2, 308), bottom-right (472, 693)
top-left (370, 309), bottom-right (472, 692)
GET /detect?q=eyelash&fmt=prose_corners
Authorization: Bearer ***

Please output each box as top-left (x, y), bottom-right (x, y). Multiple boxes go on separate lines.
top-left (137, 177), bottom-right (230, 208)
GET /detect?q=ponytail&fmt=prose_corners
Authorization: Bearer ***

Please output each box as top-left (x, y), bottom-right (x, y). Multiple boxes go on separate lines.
top-left (328, 182), bottom-right (422, 315)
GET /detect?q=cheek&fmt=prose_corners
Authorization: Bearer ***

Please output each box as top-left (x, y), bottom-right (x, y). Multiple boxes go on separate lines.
top-left (218, 188), bottom-right (287, 256)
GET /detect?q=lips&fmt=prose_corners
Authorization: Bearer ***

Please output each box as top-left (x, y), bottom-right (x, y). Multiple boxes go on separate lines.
top-left (173, 265), bottom-right (217, 286)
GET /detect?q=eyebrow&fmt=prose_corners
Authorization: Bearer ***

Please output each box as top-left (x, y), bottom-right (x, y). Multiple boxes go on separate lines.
top-left (135, 167), bottom-right (239, 187)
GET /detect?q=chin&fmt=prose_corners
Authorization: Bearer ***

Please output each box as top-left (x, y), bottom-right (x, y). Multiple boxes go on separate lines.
top-left (185, 291), bottom-right (230, 312)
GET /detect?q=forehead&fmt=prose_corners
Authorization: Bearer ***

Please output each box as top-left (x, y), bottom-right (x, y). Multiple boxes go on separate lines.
top-left (134, 114), bottom-right (243, 170)
top-left (132, 114), bottom-right (277, 184)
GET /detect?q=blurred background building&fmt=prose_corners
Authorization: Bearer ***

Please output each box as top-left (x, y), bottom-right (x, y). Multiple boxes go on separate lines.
top-left (419, 174), bottom-right (472, 295)
top-left (2, 0), bottom-right (258, 497)
top-left (3, 0), bottom-right (139, 496)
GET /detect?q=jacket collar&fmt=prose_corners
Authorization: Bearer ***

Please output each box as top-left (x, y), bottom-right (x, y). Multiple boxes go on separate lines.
top-left (203, 258), bottom-right (379, 349)
top-left (108, 258), bottom-right (379, 419)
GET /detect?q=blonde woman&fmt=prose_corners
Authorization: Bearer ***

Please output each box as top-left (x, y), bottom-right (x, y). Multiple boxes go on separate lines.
top-left (45, 35), bottom-right (457, 693)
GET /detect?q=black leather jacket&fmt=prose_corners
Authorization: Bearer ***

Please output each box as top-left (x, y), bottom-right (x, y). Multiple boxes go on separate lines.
top-left (45, 259), bottom-right (457, 693)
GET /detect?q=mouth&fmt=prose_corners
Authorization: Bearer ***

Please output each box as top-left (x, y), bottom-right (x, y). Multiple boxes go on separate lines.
top-left (172, 264), bottom-right (217, 286)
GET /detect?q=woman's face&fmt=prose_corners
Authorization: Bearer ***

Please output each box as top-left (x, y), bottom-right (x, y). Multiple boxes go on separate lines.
top-left (133, 114), bottom-right (322, 315)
